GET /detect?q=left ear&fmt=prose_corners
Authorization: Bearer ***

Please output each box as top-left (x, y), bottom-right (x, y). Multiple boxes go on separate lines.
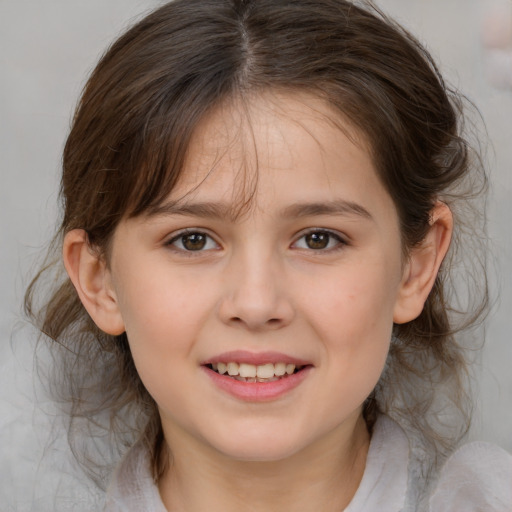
top-left (393, 202), bottom-right (453, 324)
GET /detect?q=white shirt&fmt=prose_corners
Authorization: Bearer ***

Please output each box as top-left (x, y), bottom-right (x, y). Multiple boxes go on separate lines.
top-left (104, 416), bottom-right (512, 511)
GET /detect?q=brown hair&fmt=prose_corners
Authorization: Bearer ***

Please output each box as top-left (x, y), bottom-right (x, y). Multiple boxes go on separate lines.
top-left (25, 0), bottom-right (488, 486)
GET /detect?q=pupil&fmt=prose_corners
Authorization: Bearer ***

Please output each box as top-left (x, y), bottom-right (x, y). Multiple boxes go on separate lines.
top-left (306, 232), bottom-right (329, 249)
top-left (183, 233), bottom-right (206, 250)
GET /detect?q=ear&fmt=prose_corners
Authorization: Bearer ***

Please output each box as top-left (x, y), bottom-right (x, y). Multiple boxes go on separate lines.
top-left (62, 229), bottom-right (125, 335)
top-left (393, 202), bottom-right (453, 324)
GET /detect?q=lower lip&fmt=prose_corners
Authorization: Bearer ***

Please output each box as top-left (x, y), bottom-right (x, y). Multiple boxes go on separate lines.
top-left (202, 366), bottom-right (313, 402)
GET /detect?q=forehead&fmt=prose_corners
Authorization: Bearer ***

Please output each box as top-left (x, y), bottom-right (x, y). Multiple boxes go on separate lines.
top-left (162, 91), bottom-right (391, 218)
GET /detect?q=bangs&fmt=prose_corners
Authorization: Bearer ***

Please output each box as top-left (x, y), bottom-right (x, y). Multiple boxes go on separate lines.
top-left (129, 92), bottom-right (261, 223)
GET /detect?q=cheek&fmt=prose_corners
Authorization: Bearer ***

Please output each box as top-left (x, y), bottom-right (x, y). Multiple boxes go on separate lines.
top-left (304, 263), bottom-right (399, 383)
top-left (116, 264), bottom-right (209, 340)
top-left (315, 283), bottom-right (393, 415)
top-left (113, 268), bottom-right (212, 387)
top-left (314, 267), bottom-right (398, 336)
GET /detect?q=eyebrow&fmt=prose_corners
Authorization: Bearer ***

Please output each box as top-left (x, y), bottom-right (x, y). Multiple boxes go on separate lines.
top-left (282, 200), bottom-right (373, 221)
top-left (146, 198), bottom-right (373, 222)
top-left (146, 200), bottom-right (237, 220)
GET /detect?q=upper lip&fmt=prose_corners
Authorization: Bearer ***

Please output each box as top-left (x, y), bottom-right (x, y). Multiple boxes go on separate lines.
top-left (201, 350), bottom-right (312, 367)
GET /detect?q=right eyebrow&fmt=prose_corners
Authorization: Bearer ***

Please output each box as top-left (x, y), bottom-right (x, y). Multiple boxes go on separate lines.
top-left (145, 200), bottom-right (238, 221)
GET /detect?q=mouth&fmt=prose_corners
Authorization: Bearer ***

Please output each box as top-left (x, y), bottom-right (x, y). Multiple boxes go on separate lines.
top-left (205, 362), bottom-right (308, 383)
top-left (202, 353), bottom-right (313, 401)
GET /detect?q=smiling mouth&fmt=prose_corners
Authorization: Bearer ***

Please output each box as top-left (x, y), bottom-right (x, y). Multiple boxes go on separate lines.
top-left (206, 362), bottom-right (306, 383)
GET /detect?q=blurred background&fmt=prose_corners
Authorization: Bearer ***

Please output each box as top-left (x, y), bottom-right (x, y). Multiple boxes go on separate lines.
top-left (1, 0), bottom-right (511, 510)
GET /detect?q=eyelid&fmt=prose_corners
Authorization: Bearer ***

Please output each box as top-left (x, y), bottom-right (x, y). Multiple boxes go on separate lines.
top-left (165, 228), bottom-right (221, 252)
top-left (291, 228), bottom-right (349, 251)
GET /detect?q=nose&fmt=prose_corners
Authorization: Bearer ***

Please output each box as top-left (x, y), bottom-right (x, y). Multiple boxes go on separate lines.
top-left (217, 249), bottom-right (295, 331)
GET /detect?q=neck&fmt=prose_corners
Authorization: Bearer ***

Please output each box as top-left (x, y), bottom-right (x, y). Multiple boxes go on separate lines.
top-left (158, 414), bottom-right (370, 512)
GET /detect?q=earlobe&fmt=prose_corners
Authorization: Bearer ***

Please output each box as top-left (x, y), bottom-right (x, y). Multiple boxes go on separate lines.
top-left (393, 202), bottom-right (453, 324)
top-left (62, 229), bottom-right (125, 335)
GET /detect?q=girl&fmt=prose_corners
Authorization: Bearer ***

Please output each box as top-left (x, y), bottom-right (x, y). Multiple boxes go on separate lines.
top-left (25, 0), bottom-right (512, 510)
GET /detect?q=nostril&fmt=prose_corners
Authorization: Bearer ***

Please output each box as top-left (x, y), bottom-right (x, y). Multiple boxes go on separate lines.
top-left (219, 293), bottom-right (295, 330)
top-left (227, 316), bottom-right (283, 330)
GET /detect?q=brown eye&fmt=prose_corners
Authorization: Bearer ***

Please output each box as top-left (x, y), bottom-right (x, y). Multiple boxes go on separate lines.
top-left (182, 233), bottom-right (207, 250)
top-left (305, 232), bottom-right (331, 249)
top-left (293, 230), bottom-right (345, 251)
top-left (169, 231), bottom-right (218, 252)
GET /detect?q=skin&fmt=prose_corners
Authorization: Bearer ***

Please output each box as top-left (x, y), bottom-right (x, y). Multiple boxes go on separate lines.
top-left (63, 91), bottom-right (452, 512)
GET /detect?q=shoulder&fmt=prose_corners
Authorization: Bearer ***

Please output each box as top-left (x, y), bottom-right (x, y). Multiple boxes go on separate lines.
top-left (429, 441), bottom-right (512, 512)
top-left (362, 416), bottom-right (512, 512)
top-left (104, 440), bottom-right (167, 512)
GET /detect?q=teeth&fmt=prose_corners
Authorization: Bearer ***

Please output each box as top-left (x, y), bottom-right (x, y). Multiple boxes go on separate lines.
top-left (210, 361), bottom-right (299, 379)
top-left (239, 363), bottom-right (257, 378)
top-left (256, 363), bottom-right (275, 379)
top-left (274, 363), bottom-right (286, 376)
top-left (227, 362), bottom-right (239, 376)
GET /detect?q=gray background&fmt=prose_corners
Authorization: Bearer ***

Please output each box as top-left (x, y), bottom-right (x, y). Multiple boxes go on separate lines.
top-left (1, 0), bottom-right (511, 510)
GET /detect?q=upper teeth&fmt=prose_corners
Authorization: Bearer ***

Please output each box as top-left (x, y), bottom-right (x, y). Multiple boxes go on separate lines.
top-left (212, 362), bottom-right (297, 378)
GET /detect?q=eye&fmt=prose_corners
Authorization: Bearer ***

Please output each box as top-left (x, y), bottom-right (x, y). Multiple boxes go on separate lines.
top-left (293, 230), bottom-right (345, 251)
top-left (167, 231), bottom-right (219, 252)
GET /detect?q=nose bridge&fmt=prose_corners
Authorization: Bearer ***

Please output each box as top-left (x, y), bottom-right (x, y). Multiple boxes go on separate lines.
top-left (219, 238), bottom-right (294, 330)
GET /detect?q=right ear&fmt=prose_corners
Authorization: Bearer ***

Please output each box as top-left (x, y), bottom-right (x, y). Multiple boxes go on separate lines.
top-left (62, 229), bottom-right (125, 335)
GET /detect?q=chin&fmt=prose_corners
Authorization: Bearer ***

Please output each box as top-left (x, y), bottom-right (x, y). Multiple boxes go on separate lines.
top-left (219, 443), bottom-right (302, 463)
top-left (207, 426), bottom-right (312, 463)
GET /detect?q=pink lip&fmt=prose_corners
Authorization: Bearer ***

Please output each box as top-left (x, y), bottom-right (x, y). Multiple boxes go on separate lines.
top-left (201, 350), bottom-right (311, 366)
top-left (202, 365), bottom-right (312, 402)
top-left (201, 351), bottom-right (313, 402)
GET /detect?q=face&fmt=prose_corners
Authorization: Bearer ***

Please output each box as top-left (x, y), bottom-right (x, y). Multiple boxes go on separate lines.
top-left (107, 92), bottom-right (409, 461)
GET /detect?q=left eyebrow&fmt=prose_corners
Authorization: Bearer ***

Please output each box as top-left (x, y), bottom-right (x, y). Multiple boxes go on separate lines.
top-left (281, 200), bottom-right (373, 221)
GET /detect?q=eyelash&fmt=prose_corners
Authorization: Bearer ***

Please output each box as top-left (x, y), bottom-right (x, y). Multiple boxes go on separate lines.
top-left (166, 229), bottom-right (220, 254)
top-left (165, 228), bottom-right (348, 254)
top-left (292, 229), bottom-right (348, 252)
